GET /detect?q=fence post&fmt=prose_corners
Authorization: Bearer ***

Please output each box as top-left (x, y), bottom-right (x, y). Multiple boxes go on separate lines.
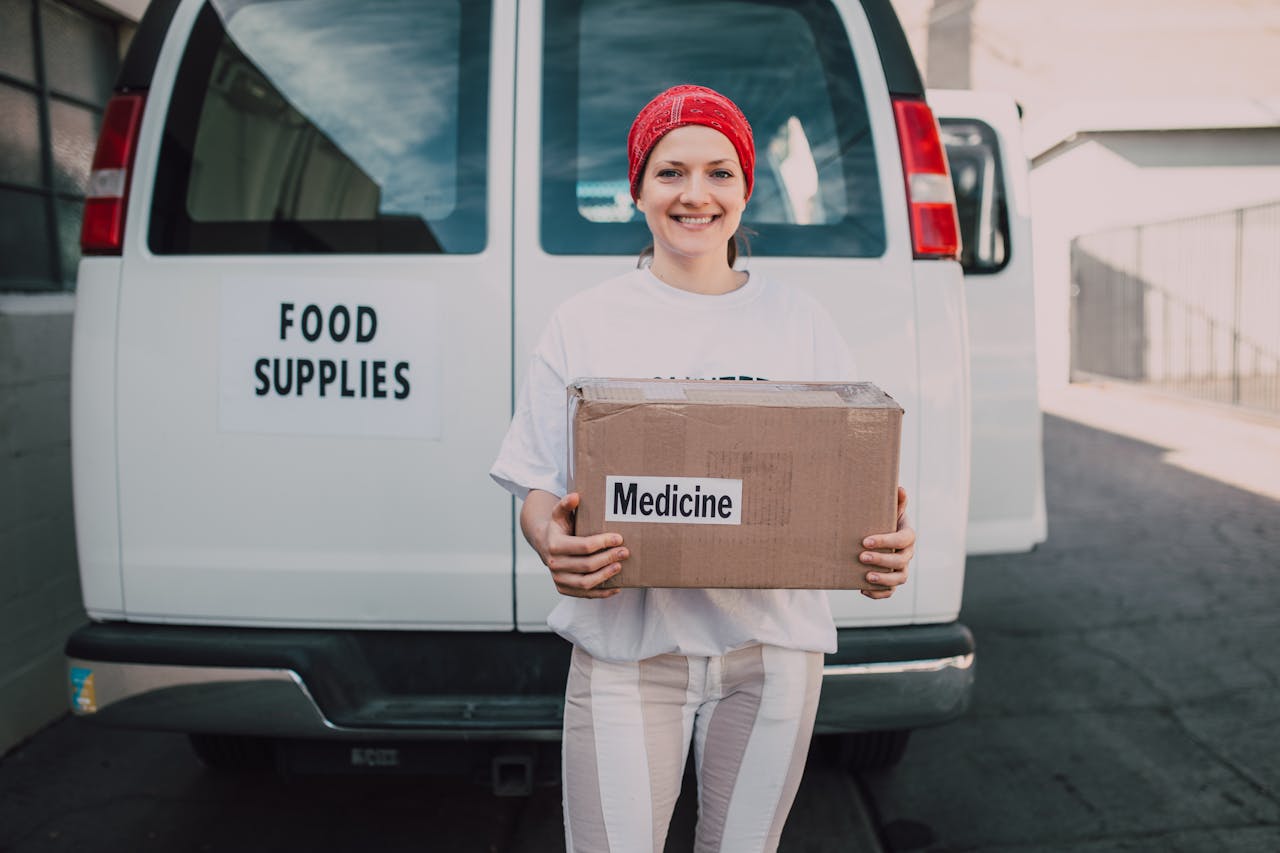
top-left (1232, 209), bottom-right (1244, 405)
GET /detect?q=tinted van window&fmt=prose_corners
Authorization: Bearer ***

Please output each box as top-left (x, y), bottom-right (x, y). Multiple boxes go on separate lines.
top-left (151, 0), bottom-right (490, 254)
top-left (939, 118), bottom-right (1009, 274)
top-left (541, 0), bottom-right (885, 258)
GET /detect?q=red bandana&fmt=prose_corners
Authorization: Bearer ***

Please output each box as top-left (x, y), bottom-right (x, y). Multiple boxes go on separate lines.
top-left (627, 84), bottom-right (755, 202)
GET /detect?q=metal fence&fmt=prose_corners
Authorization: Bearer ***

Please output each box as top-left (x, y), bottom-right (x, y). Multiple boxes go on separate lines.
top-left (1071, 200), bottom-right (1280, 414)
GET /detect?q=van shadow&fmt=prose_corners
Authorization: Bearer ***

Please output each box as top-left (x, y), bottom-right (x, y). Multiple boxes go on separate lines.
top-left (863, 411), bottom-right (1280, 852)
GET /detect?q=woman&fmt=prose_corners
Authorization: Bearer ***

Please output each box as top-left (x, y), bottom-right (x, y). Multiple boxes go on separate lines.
top-left (491, 84), bottom-right (915, 853)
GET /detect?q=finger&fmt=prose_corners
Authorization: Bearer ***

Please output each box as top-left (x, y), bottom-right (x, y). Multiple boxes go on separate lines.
top-left (549, 530), bottom-right (624, 557)
top-left (859, 549), bottom-right (912, 573)
top-left (550, 492), bottom-right (580, 532)
top-left (546, 546), bottom-right (629, 575)
top-left (864, 567), bottom-right (908, 587)
top-left (554, 560), bottom-right (623, 592)
top-left (862, 527), bottom-right (915, 551)
top-left (861, 588), bottom-right (895, 600)
top-left (557, 584), bottom-right (622, 599)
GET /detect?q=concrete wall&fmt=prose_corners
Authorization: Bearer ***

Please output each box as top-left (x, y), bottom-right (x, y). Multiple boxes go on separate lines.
top-left (0, 296), bottom-right (84, 756)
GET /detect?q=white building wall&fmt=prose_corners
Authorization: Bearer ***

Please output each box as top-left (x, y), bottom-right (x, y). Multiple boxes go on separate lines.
top-left (891, 0), bottom-right (1280, 393)
top-left (895, 0), bottom-right (1280, 124)
top-left (1031, 128), bottom-right (1280, 389)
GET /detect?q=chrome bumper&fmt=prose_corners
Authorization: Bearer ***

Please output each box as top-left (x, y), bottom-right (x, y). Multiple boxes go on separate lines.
top-left (66, 657), bottom-right (568, 741)
top-left (814, 653), bottom-right (974, 734)
top-left (67, 622), bottom-right (974, 739)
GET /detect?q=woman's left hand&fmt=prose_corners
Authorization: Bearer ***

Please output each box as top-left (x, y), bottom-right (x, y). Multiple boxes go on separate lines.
top-left (858, 486), bottom-right (915, 599)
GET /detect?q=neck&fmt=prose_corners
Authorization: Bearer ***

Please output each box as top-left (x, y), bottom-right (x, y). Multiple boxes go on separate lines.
top-left (649, 247), bottom-right (746, 296)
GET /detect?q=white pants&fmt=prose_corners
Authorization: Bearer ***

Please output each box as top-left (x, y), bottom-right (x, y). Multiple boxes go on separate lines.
top-left (562, 644), bottom-right (823, 853)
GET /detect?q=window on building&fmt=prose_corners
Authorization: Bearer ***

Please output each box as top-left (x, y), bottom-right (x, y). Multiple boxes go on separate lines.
top-left (0, 0), bottom-right (122, 290)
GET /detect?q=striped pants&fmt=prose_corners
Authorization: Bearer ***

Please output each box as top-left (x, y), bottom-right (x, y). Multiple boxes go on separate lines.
top-left (562, 644), bottom-right (823, 853)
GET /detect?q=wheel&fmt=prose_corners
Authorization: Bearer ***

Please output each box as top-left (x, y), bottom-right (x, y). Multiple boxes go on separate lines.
top-left (811, 730), bottom-right (911, 773)
top-left (187, 734), bottom-right (277, 773)
top-left (841, 729), bottom-right (911, 771)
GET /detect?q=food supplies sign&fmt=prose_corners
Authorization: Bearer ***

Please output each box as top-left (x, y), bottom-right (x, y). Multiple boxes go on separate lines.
top-left (605, 476), bottom-right (743, 525)
top-left (219, 277), bottom-right (441, 439)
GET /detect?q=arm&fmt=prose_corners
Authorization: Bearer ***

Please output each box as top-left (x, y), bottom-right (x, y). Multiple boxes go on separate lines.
top-left (857, 486), bottom-right (915, 599)
top-left (521, 489), bottom-right (629, 599)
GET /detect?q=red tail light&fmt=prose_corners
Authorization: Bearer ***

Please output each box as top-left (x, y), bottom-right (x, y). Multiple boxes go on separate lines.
top-left (892, 97), bottom-right (960, 260)
top-left (81, 93), bottom-right (146, 255)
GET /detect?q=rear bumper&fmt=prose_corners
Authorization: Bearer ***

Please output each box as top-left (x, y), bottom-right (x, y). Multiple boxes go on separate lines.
top-left (66, 621), bottom-right (973, 739)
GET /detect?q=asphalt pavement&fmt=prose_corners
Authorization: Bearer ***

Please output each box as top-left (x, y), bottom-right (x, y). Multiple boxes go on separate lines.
top-left (865, 384), bottom-right (1280, 852)
top-left (1, 382), bottom-right (1278, 852)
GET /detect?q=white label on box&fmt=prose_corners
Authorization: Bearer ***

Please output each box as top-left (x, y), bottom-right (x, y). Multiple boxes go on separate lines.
top-left (605, 476), bottom-right (743, 525)
top-left (218, 277), bottom-right (441, 439)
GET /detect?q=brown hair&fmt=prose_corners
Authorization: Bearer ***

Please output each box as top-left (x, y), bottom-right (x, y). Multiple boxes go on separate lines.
top-left (635, 230), bottom-right (750, 269)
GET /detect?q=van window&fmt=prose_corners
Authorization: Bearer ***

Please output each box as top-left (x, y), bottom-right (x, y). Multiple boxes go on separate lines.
top-left (939, 118), bottom-right (1010, 274)
top-left (150, 0), bottom-right (490, 254)
top-left (541, 0), bottom-right (886, 258)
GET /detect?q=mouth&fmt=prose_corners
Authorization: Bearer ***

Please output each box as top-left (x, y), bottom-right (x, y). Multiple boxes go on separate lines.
top-left (671, 214), bottom-right (719, 226)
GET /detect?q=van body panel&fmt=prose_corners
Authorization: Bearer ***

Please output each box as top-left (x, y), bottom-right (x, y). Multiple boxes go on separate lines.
top-left (906, 259), bottom-right (969, 623)
top-left (109, 0), bottom-right (517, 627)
top-left (930, 89), bottom-right (1047, 555)
top-left (70, 258), bottom-right (126, 618)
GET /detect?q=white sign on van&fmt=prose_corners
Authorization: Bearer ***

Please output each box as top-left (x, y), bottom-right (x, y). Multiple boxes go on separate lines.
top-left (218, 277), bottom-right (442, 439)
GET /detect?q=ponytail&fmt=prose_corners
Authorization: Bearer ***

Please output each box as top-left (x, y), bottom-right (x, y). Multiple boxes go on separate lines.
top-left (636, 230), bottom-right (750, 269)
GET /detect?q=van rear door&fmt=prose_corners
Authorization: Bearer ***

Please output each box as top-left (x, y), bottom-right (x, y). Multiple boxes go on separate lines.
top-left (112, 0), bottom-right (516, 627)
top-left (513, 0), bottom-right (930, 627)
top-left (930, 89), bottom-right (1048, 554)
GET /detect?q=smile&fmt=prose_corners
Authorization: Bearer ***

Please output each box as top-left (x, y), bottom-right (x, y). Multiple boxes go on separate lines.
top-left (673, 215), bottom-right (718, 225)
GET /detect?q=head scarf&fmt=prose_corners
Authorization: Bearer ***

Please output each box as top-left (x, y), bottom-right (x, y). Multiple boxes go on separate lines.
top-left (627, 84), bottom-right (755, 201)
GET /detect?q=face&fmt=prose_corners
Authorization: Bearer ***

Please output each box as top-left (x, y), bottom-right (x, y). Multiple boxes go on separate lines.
top-left (635, 125), bottom-right (747, 264)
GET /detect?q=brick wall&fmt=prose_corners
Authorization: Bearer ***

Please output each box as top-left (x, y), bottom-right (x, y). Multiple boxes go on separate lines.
top-left (0, 299), bottom-right (85, 756)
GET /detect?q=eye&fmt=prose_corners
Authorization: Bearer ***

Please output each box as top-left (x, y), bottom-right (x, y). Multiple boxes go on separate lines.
top-left (711, 168), bottom-right (735, 179)
top-left (655, 168), bottom-right (681, 179)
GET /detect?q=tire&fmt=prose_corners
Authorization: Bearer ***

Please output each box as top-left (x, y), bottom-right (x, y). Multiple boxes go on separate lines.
top-left (187, 734), bottom-right (277, 773)
top-left (841, 729), bottom-right (911, 771)
top-left (810, 730), bottom-right (911, 773)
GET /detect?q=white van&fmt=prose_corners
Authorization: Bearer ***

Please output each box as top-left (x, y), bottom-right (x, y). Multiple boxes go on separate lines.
top-left (67, 0), bottom-right (1044, 778)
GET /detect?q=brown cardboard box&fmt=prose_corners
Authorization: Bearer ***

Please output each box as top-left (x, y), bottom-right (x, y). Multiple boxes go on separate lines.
top-left (568, 379), bottom-right (903, 589)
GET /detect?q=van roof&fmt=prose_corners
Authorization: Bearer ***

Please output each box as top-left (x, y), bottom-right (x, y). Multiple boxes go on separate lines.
top-left (115, 0), bottom-right (925, 98)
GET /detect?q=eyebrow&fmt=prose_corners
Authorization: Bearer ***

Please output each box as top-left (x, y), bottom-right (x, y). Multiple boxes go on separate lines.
top-left (654, 159), bottom-right (737, 167)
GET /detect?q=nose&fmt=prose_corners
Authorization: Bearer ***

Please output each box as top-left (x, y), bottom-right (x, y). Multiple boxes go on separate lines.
top-left (679, 173), bottom-right (710, 206)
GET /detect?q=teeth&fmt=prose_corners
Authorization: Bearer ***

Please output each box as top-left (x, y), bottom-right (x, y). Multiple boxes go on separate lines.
top-left (677, 216), bottom-right (713, 224)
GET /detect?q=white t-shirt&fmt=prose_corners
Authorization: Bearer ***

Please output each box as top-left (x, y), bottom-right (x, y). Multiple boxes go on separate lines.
top-left (490, 267), bottom-right (857, 662)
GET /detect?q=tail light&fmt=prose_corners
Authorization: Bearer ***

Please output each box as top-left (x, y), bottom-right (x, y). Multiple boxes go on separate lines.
top-left (81, 93), bottom-right (146, 255)
top-left (892, 97), bottom-right (960, 260)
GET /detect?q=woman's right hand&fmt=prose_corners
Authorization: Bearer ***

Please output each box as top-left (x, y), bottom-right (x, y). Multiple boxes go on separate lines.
top-left (521, 491), bottom-right (628, 598)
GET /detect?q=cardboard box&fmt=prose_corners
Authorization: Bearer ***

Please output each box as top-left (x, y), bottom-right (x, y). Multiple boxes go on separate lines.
top-left (568, 379), bottom-right (904, 589)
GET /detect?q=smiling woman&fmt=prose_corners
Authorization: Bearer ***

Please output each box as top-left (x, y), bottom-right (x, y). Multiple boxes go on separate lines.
top-left (490, 83), bottom-right (916, 853)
